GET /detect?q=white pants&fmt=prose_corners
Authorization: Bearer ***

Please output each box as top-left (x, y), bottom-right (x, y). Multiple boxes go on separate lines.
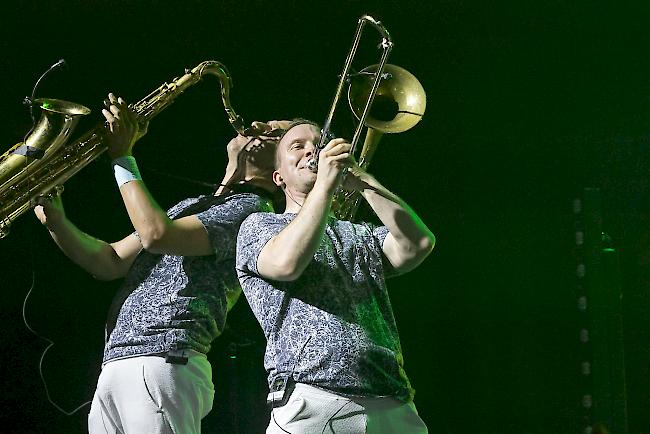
top-left (88, 352), bottom-right (214, 434)
top-left (267, 383), bottom-right (429, 434)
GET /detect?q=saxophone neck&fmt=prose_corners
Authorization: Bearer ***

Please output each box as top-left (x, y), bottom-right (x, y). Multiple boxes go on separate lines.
top-left (192, 61), bottom-right (248, 136)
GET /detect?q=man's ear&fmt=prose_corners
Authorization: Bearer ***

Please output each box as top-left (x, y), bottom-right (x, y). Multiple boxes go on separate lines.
top-left (272, 170), bottom-right (285, 188)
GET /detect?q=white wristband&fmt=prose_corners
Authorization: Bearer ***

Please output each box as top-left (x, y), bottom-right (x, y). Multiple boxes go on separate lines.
top-left (112, 156), bottom-right (142, 187)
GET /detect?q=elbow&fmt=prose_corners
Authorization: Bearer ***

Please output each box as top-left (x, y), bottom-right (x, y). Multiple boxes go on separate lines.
top-left (140, 236), bottom-right (162, 253)
top-left (91, 259), bottom-right (130, 281)
top-left (139, 225), bottom-right (168, 254)
top-left (411, 233), bottom-right (435, 265)
top-left (268, 264), bottom-right (305, 282)
top-left (398, 233), bottom-right (436, 272)
top-left (136, 213), bottom-right (174, 254)
top-left (273, 269), bottom-right (303, 282)
top-left (257, 237), bottom-right (310, 282)
top-left (87, 252), bottom-right (127, 281)
top-left (421, 232), bottom-right (436, 256)
top-left (259, 258), bottom-right (305, 282)
top-left (91, 265), bottom-right (125, 281)
top-left (275, 254), bottom-right (310, 281)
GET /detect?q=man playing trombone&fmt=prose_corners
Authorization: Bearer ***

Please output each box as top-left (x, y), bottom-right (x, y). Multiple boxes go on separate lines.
top-left (236, 120), bottom-right (433, 433)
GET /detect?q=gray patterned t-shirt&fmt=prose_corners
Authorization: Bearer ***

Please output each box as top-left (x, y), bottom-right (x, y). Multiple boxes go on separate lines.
top-left (236, 212), bottom-right (414, 402)
top-left (103, 192), bottom-right (273, 363)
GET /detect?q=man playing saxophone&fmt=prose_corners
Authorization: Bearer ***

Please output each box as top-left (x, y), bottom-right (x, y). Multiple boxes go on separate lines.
top-left (236, 120), bottom-right (434, 433)
top-left (34, 92), bottom-right (288, 433)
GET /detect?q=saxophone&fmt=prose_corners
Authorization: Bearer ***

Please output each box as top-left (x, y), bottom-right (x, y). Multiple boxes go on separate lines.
top-left (0, 60), bottom-right (263, 238)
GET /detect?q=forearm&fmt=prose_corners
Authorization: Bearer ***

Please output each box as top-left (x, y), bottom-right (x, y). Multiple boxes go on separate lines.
top-left (259, 185), bottom-right (333, 280)
top-left (117, 180), bottom-right (171, 250)
top-left (47, 219), bottom-right (127, 280)
top-left (361, 177), bottom-right (435, 269)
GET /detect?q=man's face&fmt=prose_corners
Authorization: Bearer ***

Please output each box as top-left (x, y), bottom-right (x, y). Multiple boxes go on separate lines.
top-left (274, 123), bottom-right (320, 192)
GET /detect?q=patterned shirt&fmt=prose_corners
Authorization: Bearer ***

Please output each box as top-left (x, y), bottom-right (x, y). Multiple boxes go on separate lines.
top-left (236, 212), bottom-right (414, 402)
top-left (103, 192), bottom-right (273, 363)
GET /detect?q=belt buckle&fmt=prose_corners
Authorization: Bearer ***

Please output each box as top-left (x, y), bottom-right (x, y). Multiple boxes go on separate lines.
top-left (266, 374), bottom-right (295, 408)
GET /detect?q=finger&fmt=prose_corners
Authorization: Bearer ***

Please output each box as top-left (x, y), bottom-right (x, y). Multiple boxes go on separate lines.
top-left (109, 104), bottom-right (120, 118)
top-left (322, 138), bottom-right (347, 151)
top-left (117, 96), bottom-right (126, 106)
top-left (274, 120), bottom-right (292, 127)
top-left (102, 109), bottom-right (116, 132)
top-left (102, 108), bottom-right (116, 123)
top-left (327, 152), bottom-right (351, 162)
top-left (251, 121), bottom-right (270, 132)
top-left (268, 120), bottom-right (291, 131)
top-left (323, 142), bottom-right (351, 157)
top-left (108, 93), bottom-right (117, 104)
top-left (333, 142), bottom-right (352, 152)
top-left (33, 205), bottom-right (46, 220)
top-left (244, 137), bottom-right (262, 151)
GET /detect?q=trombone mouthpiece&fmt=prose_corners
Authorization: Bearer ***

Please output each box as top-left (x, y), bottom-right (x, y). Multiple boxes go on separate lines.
top-left (306, 158), bottom-right (318, 172)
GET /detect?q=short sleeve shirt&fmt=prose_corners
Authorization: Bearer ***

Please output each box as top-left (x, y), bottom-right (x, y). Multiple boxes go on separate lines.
top-left (103, 192), bottom-right (273, 363)
top-left (236, 212), bottom-right (414, 402)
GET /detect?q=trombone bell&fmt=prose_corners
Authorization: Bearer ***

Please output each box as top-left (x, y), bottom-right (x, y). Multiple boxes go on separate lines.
top-left (348, 64), bottom-right (426, 134)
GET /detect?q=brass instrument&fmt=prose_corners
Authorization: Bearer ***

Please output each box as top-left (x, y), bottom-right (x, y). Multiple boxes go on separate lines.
top-left (0, 99), bottom-right (91, 187)
top-left (314, 15), bottom-right (427, 220)
top-left (0, 60), bottom-right (271, 238)
top-left (334, 63), bottom-right (426, 220)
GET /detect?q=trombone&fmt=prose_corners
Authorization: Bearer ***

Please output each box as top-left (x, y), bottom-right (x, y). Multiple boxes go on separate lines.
top-left (311, 15), bottom-right (427, 220)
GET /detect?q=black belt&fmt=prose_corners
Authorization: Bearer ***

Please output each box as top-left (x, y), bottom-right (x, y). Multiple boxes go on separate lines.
top-left (153, 349), bottom-right (189, 365)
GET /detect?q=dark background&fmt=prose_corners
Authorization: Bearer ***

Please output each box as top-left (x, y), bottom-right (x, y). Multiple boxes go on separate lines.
top-left (1, 1), bottom-right (649, 433)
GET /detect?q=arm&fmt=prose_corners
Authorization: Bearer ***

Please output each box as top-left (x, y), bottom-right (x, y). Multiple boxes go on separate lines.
top-left (256, 139), bottom-right (352, 281)
top-left (103, 93), bottom-right (213, 256)
top-left (34, 195), bottom-right (142, 281)
top-left (345, 166), bottom-right (435, 273)
top-left (116, 181), bottom-right (214, 256)
top-left (256, 182), bottom-right (333, 281)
